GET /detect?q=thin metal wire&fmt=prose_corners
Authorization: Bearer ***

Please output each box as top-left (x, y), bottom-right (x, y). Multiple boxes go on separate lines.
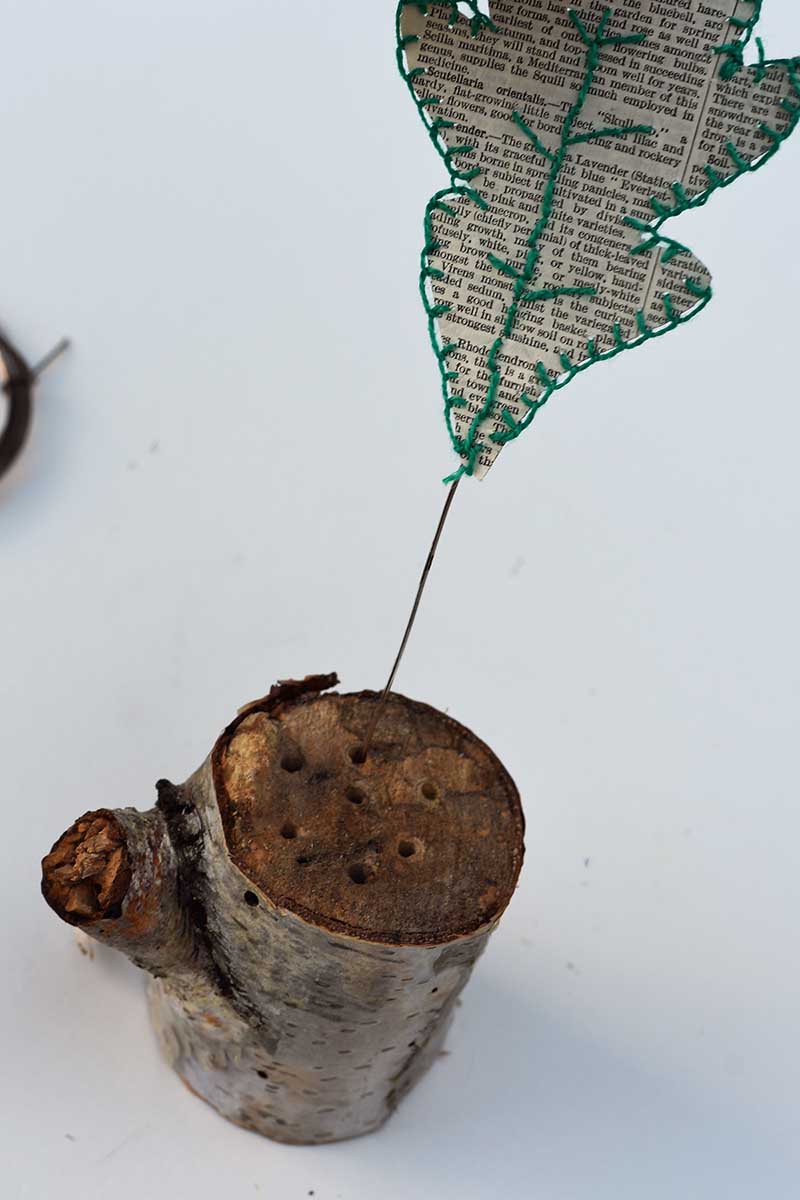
top-left (31, 337), bottom-right (70, 379)
top-left (361, 477), bottom-right (460, 758)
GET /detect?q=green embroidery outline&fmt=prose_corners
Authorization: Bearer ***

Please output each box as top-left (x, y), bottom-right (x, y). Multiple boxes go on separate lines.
top-left (397, 2), bottom-right (799, 480)
top-left (396, 1), bottom-right (493, 457)
top-left (714, 0), bottom-right (762, 80)
top-left (492, 45), bottom-right (800, 457)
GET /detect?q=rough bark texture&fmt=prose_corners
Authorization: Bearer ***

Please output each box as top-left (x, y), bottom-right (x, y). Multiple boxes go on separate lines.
top-left (42, 675), bottom-right (524, 1144)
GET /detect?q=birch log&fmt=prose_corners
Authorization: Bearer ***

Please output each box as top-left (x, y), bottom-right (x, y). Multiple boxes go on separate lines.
top-left (41, 675), bottom-right (524, 1144)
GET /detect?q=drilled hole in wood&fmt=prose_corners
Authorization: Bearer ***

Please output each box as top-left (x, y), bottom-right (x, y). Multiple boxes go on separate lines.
top-left (281, 750), bottom-right (304, 773)
top-left (348, 863), bottom-right (368, 885)
top-left (346, 786), bottom-right (366, 806)
top-left (398, 840), bottom-right (416, 858)
top-left (421, 781), bottom-right (438, 800)
top-left (281, 821), bottom-right (298, 840)
top-left (349, 745), bottom-right (367, 765)
top-left (244, 891), bottom-right (259, 907)
top-left (257, 1069), bottom-right (268, 1079)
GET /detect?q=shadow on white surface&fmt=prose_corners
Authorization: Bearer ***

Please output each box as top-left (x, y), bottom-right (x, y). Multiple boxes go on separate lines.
top-left (17, 933), bottom-right (792, 1200)
top-left (352, 971), bottom-right (793, 1200)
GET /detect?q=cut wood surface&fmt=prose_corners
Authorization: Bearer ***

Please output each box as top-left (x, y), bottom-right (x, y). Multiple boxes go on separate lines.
top-left (42, 675), bottom-right (524, 1144)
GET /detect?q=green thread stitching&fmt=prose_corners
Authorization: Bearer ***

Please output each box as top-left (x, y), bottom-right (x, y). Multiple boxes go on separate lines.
top-left (410, 0), bottom-right (495, 37)
top-left (490, 37), bottom-right (800, 458)
top-left (626, 56), bottom-right (800, 245)
top-left (485, 281), bottom-right (712, 447)
top-left (396, 1), bottom-right (492, 183)
top-left (399, 1), bottom-right (799, 480)
top-left (714, 0), bottom-right (762, 80)
top-left (456, 8), bottom-right (654, 476)
top-left (396, 0), bottom-right (491, 455)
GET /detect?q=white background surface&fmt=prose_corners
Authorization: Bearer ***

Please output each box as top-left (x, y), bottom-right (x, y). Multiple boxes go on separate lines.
top-left (2, 2), bottom-right (799, 1197)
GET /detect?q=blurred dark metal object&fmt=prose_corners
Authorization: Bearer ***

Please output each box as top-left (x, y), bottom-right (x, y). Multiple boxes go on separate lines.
top-left (0, 331), bottom-right (69, 482)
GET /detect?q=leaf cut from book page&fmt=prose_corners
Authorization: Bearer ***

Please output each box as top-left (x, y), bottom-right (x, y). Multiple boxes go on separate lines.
top-left (397, 0), bottom-right (799, 479)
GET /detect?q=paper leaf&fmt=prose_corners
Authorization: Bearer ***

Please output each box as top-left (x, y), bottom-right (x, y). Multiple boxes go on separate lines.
top-left (398, 1), bottom-right (799, 479)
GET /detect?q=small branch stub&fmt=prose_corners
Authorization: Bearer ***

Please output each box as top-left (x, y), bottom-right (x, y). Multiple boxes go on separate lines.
top-left (42, 675), bottom-right (524, 1143)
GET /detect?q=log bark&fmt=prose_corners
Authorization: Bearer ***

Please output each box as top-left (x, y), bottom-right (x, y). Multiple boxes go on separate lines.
top-left (42, 675), bottom-right (524, 1144)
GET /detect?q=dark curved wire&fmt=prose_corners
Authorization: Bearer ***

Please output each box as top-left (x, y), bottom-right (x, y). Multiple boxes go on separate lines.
top-left (0, 330), bottom-right (33, 482)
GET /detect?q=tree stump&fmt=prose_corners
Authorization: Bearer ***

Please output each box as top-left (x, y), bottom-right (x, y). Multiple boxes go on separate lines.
top-left (41, 675), bottom-right (524, 1144)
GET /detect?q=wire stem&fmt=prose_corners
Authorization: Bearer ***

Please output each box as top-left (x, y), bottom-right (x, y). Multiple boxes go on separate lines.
top-left (361, 477), bottom-right (460, 759)
top-left (31, 337), bottom-right (70, 379)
